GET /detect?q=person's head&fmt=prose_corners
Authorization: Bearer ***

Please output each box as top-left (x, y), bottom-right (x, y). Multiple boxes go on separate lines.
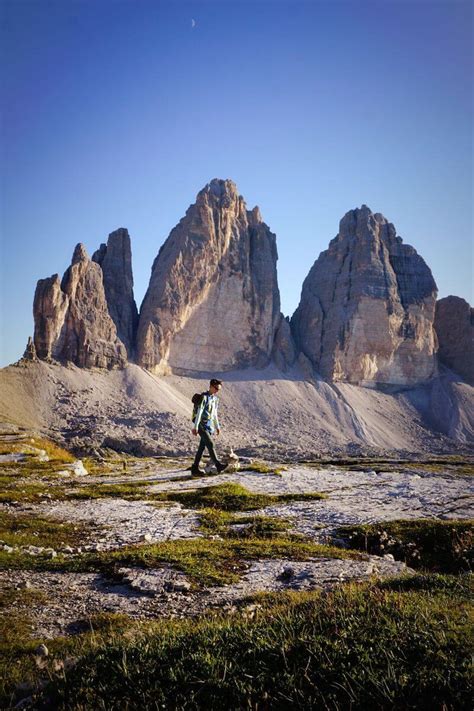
top-left (209, 378), bottom-right (222, 395)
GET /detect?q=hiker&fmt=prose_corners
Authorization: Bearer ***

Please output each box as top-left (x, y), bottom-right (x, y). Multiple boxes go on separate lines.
top-left (191, 378), bottom-right (227, 476)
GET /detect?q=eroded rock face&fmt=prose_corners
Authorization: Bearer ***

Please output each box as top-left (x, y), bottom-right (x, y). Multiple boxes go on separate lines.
top-left (92, 228), bottom-right (138, 358)
top-left (136, 179), bottom-right (281, 373)
top-left (33, 244), bottom-right (127, 368)
top-left (434, 296), bottom-right (474, 384)
top-left (22, 337), bottom-right (38, 362)
top-left (33, 274), bottom-right (69, 361)
top-left (291, 205), bottom-right (438, 385)
top-left (272, 314), bottom-right (297, 372)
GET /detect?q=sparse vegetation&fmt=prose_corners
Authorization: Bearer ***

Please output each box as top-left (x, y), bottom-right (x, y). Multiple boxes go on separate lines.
top-left (153, 482), bottom-right (327, 511)
top-left (1, 436), bottom-right (472, 709)
top-left (303, 456), bottom-right (474, 476)
top-left (0, 480), bottom-right (69, 504)
top-left (336, 518), bottom-right (474, 573)
top-left (0, 535), bottom-right (362, 582)
top-left (0, 511), bottom-right (102, 549)
top-left (69, 480), bottom-right (154, 500)
top-left (198, 508), bottom-right (295, 538)
top-left (4, 572), bottom-right (466, 711)
top-left (241, 461), bottom-right (288, 475)
top-left (0, 437), bottom-right (74, 463)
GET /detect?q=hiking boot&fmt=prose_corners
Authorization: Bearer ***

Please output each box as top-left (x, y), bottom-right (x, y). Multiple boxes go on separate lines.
top-left (216, 461), bottom-right (228, 473)
top-left (191, 464), bottom-right (204, 476)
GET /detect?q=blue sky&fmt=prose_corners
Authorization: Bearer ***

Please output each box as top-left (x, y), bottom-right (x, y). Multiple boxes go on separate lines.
top-left (1, 0), bottom-right (472, 367)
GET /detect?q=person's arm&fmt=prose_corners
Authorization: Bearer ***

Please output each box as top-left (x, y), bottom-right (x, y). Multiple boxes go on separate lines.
top-left (214, 398), bottom-right (220, 433)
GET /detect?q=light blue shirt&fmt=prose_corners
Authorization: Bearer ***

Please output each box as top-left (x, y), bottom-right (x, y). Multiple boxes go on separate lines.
top-left (193, 392), bottom-right (220, 434)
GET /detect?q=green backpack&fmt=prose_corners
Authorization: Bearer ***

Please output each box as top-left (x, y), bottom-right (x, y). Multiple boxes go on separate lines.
top-left (191, 392), bottom-right (206, 422)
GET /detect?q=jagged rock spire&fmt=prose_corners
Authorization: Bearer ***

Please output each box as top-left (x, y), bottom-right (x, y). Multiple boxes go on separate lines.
top-left (291, 205), bottom-right (438, 385)
top-left (136, 178), bottom-right (281, 373)
top-left (92, 228), bottom-right (138, 358)
top-left (33, 244), bottom-right (127, 368)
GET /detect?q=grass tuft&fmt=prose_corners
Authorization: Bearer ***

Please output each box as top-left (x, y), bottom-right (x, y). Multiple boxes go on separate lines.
top-left (336, 518), bottom-right (473, 573)
top-left (154, 482), bottom-right (327, 511)
top-left (21, 572), bottom-right (472, 711)
top-left (0, 511), bottom-right (103, 549)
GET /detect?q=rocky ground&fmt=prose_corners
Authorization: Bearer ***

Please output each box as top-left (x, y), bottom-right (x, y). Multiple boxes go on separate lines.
top-left (1, 422), bottom-right (472, 641)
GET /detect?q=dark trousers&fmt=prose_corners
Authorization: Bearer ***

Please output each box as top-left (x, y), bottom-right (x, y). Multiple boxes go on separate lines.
top-left (193, 427), bottom-right (218, 467)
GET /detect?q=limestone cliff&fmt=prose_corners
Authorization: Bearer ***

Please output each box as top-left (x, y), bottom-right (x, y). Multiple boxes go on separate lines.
top-left (92, 228), bottom-right (138, 358)
top-left (434, 296), bottom-right (474, 385)
top-left (136, 179), bottom-right (281, 373)
top-left (33, 244), bottom-right (127, 368)
top-left (291, 205), bottom-right (438, 385)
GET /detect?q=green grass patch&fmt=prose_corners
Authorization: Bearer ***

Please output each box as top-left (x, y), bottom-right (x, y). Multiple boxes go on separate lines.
top-left (0, 536), bottom-right (362, 584)
top-left (336, 518), bottom-right (473, 573)
top-left (0, 587), bottom-right (50, 705)
top-left (0, 437), bottom-right (75, 463)
top-left (154, 482), bottom-right (327, 511)
top-left (0, 605), bottom-right (150, 709)
top-left (303, 457), bottom-right (474, 476)
top-left (22, 572), bottom-right (472, 711)
top-left (0, 481), bottom-right (68, 504)
top-left (0, 511), bottom-right (102, 549)
top-left (69, 480), bottom-right (154, 500)
top-left (242, 461), bottom-right (288, 475)
top-left (198, 508), bottom-right (294, 539)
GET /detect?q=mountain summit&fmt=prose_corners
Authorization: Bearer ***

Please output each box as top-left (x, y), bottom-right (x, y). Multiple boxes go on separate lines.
top-left (136, 178), bottom-right (281, 373)
top-left (291, 205), bottom-right (438, 385)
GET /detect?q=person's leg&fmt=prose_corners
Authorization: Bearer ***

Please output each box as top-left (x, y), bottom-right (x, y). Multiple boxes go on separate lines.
top-left (193, 433), bottom-right (206, 468)
top-left (199, 428), bottom-right (219, 465)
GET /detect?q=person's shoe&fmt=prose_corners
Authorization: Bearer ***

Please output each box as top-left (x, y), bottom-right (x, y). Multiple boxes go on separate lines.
top-left (191, 464), bottom-right (204, 476)
top-left (216, 461), bottom-right (228, 473)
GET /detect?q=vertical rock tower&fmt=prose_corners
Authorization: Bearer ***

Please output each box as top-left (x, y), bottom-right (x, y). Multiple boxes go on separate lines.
top-left (92, 228), bottom-right (139, 358)
top-left (291, 205), bottom-right (438, 385)
top-left (434, 296), bottom-right (474, 384)
top-left (136, 179), bottom-right (281, 373)
top-left (33, 243), bottom-right (128, 368)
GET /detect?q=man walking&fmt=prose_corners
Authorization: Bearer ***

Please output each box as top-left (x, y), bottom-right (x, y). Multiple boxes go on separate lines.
top-left (191, 378), bottom-right (227, 476)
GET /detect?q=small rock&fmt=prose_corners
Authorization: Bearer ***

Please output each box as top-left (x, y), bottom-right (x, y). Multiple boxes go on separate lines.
top-left (165, 580), bottom-right (191, 593)
top-left (140, 533), bottom-right (153, 543)
top-left (383, 553), bottom-right (395, 561)
top-left (278, 566), bottom-right (295, 581)
top-left (71, 460), bottom-right (88, 476)
top-left (2, 544), bottom-right (14, 553)
top-left (35, 644), bottom-right (49, 657)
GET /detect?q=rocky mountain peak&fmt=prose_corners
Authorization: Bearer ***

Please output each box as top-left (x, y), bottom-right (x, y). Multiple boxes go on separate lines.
top-left (291, 205), bottom-right (438, 385)
top-left (92, 228), bottom-right (138, 357)
top-left (33, 233), bottom-right (132, 368)
top-left (136, 179), bottom-right (280, 373)
top-left (197, 177), bottom-right (239, 202)
top-left (71, 243), bottom-right (89, 264)
top-left (248, 206), bottom-right (263, 225)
